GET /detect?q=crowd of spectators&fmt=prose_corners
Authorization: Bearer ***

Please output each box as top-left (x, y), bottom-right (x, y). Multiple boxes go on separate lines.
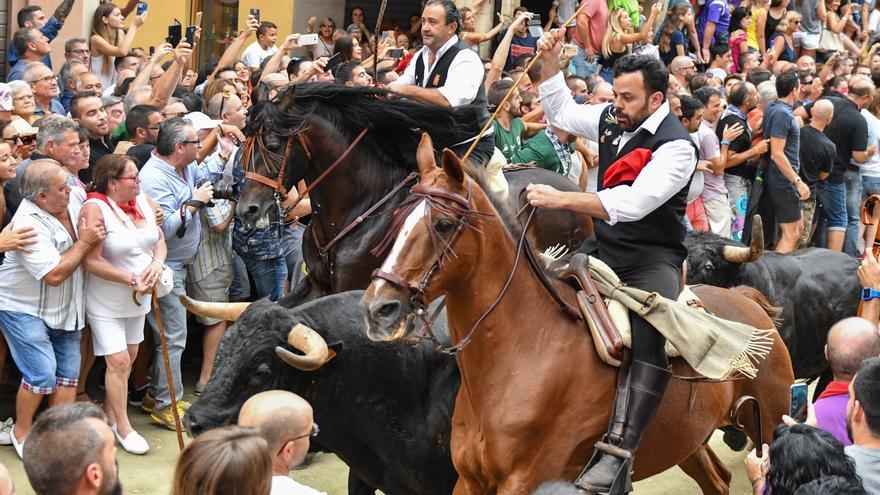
top-left (1, 0), bottom-right (880, 492)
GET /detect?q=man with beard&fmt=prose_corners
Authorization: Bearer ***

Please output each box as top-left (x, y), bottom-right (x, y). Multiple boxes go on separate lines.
top-left (489, 79), bottom-right (544, 160)
top-left (670, 55), bottom-right (697, 95)
top-left (526, 29), bottom-right (697, 492)
top-left (70, 92), bottom-right (111, 182)
top-left (845, 357), bottom-right (880, 492)
top-left (23, 403), bottom-right (121, 495)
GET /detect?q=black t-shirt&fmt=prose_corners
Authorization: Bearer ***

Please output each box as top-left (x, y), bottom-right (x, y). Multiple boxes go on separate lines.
top-left (127, 144), bottom-right (156, 169)
top-left (80, 136), bottom-right (114, 184)
top-left (798, 125), bottom-right (835, 193)
top-left (715, 113), bottom-right (755, 179)
top-left (821, 95), bottom-right (868, 183)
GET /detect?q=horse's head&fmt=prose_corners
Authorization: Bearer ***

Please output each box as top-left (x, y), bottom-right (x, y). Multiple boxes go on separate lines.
top-left (236, 98), bottom-right (310, 228)
top-left (361, 133), bottom-right (490, 342)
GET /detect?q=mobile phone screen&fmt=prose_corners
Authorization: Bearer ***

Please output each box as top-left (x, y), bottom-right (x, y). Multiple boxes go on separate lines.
top-left (790, 383), bottom-right (809, 422)
top-left (250, 8), bottom-right (260, 21)
top-left (325, 52), bottom-right (342, 71)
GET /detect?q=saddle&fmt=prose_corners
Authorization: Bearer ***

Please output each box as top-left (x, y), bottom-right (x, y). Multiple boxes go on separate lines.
top-left (563, 254), bottom-right (702, 367)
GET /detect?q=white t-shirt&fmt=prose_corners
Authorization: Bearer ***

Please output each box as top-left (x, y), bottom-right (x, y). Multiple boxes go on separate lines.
top-left (869, 9), bottom-right (880, 34)
top-left (271, 475), bottom-right (326, 495)
top-left (241, 41), bottom-right (279, 69)
top-left (860, 108), bottom-right (880, 177)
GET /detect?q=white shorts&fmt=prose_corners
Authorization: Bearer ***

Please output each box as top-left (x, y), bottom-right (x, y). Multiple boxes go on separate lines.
top-left (87, 313), bottom-right (145, 356)
top-left (793, 30), bottom-right (821, 50)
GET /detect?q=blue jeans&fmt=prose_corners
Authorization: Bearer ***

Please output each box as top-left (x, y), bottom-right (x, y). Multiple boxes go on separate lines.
top-left (146, 269), bottom-right (187, 409)
top-left (0, 311), bottom-right (81, 394)
top-left (243, 256), bottom-right (287, 301)
top-left (572, 47), bottom-right (599, 79)
top-left (844, 170), bottom-right (863, 256)
top-left (228, 253), bottom-right (251, 301)
top-left (283, 223), bottom-right (306, 288)
top-left (862, 175), bottom-right (880, 199)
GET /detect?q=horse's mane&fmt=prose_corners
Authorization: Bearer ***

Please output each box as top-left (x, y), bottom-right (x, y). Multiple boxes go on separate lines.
top-left (461, 162), bottom-right (526, 244)
top-left (248, 83), bottom-right (485, 156)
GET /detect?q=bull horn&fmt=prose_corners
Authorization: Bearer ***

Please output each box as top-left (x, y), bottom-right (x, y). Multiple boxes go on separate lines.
top-left (275, 324), bottom-right (330, 371)
top-left (722, 215), bottom-right (764, 264)
top-left (179, 295), bottom-right (251, 322)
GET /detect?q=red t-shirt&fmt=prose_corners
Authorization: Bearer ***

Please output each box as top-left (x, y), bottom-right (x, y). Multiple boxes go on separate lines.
top-left (572, 0), bottom-right (609, 53)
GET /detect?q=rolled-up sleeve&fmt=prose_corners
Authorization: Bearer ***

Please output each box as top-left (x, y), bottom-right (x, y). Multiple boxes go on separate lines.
top-left (595, 140), bottom-right (697, 225)
top-left (538, 72), bottom-right (606, 142)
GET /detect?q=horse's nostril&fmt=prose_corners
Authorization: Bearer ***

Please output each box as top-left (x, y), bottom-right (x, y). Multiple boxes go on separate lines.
top-left (373, 301), bottom-right (401, 320)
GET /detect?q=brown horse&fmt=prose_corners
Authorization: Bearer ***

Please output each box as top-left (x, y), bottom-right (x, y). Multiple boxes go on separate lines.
top-left (360, 134), bottom-right (794, 495)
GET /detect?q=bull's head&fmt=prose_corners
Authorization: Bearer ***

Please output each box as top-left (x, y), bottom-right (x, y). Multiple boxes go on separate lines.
top-left (181, 297), bottom-right (333, 435)
top-left (685, 216), bottom-right (764, 286)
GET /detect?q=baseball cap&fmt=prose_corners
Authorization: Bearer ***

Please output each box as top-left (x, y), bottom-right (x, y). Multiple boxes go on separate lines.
top-left (184, 111), bottom-right (222, 131)
top-left (9, 118), bottom-right (37, 136)
top-left (0, 83), bottom-right (12, 112)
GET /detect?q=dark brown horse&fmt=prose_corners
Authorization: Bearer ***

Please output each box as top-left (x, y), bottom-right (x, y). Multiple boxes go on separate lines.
top-left (360, 134), bottom-right (794, 495)
top-left (236, 84), bottom-right (593, 306)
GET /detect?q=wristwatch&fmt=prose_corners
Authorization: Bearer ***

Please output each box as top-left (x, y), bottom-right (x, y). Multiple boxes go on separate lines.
top-left (861, 288), bottom-right (880, 301)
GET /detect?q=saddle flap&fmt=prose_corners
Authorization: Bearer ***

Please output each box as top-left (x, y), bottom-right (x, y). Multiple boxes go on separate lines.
top-left (563, 254), bottom-right (624, 365)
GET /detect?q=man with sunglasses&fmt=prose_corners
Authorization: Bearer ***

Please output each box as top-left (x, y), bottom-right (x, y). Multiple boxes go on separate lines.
top-left (238, 391), bottom-right (325, 495)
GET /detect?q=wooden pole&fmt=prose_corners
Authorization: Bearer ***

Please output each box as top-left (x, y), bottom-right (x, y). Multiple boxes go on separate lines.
top-left (151, 291), bottom-right (186, 450)
top-left (373, 0), bottom-right (390, 86)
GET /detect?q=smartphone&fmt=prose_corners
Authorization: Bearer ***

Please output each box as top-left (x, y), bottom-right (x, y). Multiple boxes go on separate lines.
top-left (325, 52), bottom-right (342, 72)
top-left (185, 25), bottom-right (197, 45)
top-left (149, 46), bottom-right (155, 55)
top-left (298, 33), bottom-right (319, 46)
top-left (790, 383), bottom-right (809, 422)
top-left (249, 8), bottom-right (260, 22)
top-left (137, 1), bottom-right (148, 15)
top-left (528, 15), bottom-right (543, 38)
top-left (166, 24), bottom-right (182, 47)
top-left (382, 30), bottom-right (395, 42)
top-left (387, 48), bottom-right (404, 58)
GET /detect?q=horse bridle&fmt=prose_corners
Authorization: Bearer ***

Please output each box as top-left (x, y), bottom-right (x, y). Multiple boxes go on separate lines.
top-left (371, 182), bottom-right (581, 355)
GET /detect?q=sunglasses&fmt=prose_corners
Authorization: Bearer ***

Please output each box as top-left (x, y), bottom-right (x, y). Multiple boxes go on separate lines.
top-left (19, 135), bottom-right (35, 144)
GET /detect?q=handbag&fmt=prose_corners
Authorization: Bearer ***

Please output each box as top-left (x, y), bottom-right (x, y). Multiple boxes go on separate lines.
top-left (818, 21), bottom-right (843, 52)
top-left (101, 195), bottom-right (174, 298)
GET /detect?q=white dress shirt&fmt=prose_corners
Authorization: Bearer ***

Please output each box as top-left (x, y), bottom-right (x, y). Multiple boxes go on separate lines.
top-left (390, 35), bottom-right (484, 107)
top-left (539, 72), bottom-right (697, 225)
top-left (271, 475), bottom-right (327, 495)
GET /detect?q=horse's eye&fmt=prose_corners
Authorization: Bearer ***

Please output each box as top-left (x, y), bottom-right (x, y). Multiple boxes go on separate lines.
top-left (435, 218), bottom-right (455, 235)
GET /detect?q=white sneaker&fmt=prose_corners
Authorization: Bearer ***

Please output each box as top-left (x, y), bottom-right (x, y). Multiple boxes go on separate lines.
top-left (0, 418), bottom-right (13, 445)
top-left (10, 426), bottom-right (23, 459)
top-left (111, 424), bottom-right (149, 455)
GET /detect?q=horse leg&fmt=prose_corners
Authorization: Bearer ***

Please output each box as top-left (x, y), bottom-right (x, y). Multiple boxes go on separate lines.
top-left (346, 470), bottom-right (376, 495)
top-left (678, 444), bottom-right (731, 495)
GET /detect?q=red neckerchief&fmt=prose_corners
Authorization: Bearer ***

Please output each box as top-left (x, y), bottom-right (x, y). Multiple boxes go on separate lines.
top-left (86, 192), bottom-right (144, 221)
top-left (817, 380), bottom-right (851, 401)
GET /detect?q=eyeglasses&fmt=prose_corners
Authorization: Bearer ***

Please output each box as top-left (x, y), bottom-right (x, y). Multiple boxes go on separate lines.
top-left (164, 111), bottom-right (186, 118)
top-left (117, 174), bottom-right (140, 183)
top-left (30, 74), bottom-right (56, 85)
top-left (321, 24), bottom-right (335, 28)
top-left (66, 49), bottom-right (90, 56)
top-left (20, 135), bottom-right (36, 144)
top-left (277, 423), bottom-right (320, 455)
top-left (181, 140), bottom-right (200, 146)
top-left (13, 94), bottom-right (34, 102)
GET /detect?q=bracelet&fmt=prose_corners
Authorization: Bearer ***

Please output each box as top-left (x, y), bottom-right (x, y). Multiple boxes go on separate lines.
top-left (128, 272), bottom-right (138, 288)
top-left (721, 140), bottom-right (731, 146)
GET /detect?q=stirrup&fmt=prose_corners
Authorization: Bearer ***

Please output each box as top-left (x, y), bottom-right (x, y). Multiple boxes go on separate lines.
top-left (576, 441), bottom-right (634, 495)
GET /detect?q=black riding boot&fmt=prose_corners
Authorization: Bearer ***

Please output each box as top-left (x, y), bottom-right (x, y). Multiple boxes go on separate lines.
top-left (575, 359), bottom-right (672, 494)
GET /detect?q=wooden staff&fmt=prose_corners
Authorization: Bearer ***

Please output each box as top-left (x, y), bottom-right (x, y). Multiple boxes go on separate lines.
top-left (460, 2), bottom-right (590, 163)
top-left (151, 291), bottom-right (185, 450)
top-left (373, 0), bottom-right (390, 86)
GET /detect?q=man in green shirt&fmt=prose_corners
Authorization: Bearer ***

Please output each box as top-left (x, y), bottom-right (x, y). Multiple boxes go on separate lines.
top-left (510, 126), bottom-right (577, 178)
top-left (488, 79), bottom-right (544, 160)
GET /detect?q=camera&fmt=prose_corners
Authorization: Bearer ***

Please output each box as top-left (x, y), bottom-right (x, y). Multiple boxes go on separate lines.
top-left (197, 179), bottom-right (240, 202)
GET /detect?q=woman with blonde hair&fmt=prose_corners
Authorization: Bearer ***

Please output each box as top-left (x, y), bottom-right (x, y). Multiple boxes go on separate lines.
top-left (599, 3), bottom-right (661, 82)
top-left (80, 154), bottom-right (165, 455)
top-left (172, 425), bottom-right (272, 495)
top-left (769, 11), bottom-right (801, 62)
top-left (90, 2), bottom-right (146, 89)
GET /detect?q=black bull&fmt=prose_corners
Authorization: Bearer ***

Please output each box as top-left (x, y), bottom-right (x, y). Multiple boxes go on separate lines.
top-left (184, 292), bottom-right (460, 495)
top-left (685, 229), bottom-right (860, 379)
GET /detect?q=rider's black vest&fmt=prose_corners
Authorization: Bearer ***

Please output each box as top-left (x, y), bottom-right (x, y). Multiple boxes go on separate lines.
top-left (414, 39), bottom-right (490, 122)
top-left (595, 105), bottom-right (697, 270)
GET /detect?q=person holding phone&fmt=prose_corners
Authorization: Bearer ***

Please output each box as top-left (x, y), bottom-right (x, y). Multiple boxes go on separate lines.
top-left (89, 3), bottom-right (147, 89)
top-left (241, 20), bottom-right (278, 73)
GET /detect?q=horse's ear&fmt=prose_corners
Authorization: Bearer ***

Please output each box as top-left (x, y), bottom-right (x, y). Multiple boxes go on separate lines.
top-left (416, 133), bottom-right (437, 176)
top-left (441, 148), bottom-right (464, 184)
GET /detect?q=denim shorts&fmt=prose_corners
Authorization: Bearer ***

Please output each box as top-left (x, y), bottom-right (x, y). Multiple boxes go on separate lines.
top-left (818, 181), bottom-right (848, 230)
top-left (0, 311), bottom-right (82, 394)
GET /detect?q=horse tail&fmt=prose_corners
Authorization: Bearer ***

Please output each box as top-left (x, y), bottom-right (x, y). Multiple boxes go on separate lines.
top-left (731, 285), bottom-right (783, 330)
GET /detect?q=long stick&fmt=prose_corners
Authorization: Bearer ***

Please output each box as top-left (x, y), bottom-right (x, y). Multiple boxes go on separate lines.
top-left (460, 2), bottom-right (589, 163)
top-left (373, 0), bottom-right (390, 86)
top-left (151, 291), bottom-right (185, 450)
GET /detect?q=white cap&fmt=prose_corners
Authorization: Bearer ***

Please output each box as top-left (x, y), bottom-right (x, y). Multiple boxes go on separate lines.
top-left (10, 117), bottom-right (37, 136)
top-left (184, 111), bottom-right (222, 131)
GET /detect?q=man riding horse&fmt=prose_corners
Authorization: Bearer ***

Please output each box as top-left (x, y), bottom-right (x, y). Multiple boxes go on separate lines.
top-left (526, 32), bottom-right (699, 493)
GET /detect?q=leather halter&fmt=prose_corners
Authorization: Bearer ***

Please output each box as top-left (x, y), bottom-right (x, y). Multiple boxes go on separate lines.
top-left (371, 182), bottom-right (581, 355)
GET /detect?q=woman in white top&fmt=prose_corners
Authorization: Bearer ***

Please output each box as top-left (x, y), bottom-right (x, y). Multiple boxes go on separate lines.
top-left (90, 3), bottom-right (146, 89)
top-left (306, 16), bottom-right (337, 59)
top-left (80, 155), bottom-right (166, 455)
